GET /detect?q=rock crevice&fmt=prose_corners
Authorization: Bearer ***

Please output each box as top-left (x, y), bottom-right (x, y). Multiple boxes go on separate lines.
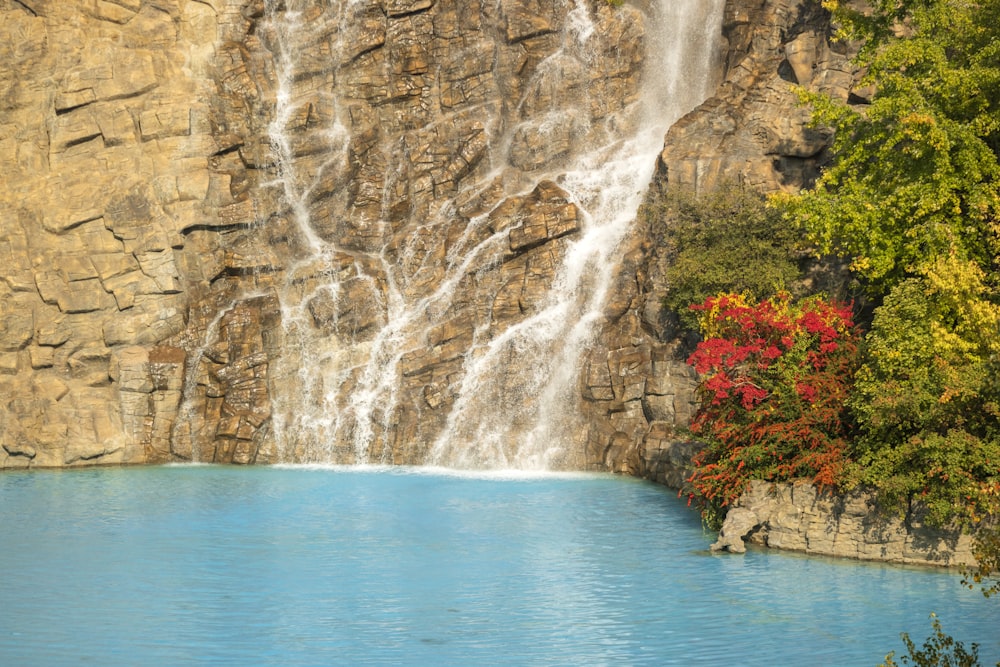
top-left (1, 0), bottom-right (856, 473)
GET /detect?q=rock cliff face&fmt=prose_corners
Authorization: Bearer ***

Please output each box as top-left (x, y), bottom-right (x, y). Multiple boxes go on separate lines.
top-left (0, 0), bottom-right (246, 467)
top-left (0, 0), bottom-right (855, 471)
top-left (183, 0), bottom-right (674, 467)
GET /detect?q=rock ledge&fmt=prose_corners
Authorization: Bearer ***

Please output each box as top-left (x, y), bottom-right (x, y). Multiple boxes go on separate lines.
top-left (711, 480), bottom-right (979, 568)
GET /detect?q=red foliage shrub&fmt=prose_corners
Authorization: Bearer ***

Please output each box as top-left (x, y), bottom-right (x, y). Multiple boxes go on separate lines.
top-left (684, 293), bottom-right (860, 518)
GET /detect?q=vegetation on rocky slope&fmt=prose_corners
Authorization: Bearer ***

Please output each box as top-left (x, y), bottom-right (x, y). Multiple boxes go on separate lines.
top-left (684, 292), bottom-right (859, 526)
top-left (644, 185), bottom-right (804, 331)
top-left (800, 0), bottom-right (1000, 563)
top-left (791, 0), bottom-right (1000, 538)
top-left (662, 0), bottom-right (1000, 617)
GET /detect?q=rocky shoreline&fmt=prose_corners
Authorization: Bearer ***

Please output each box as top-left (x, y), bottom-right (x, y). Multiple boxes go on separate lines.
top-left (631, 441), bottom-right (981, 569)
top-left (712, 480), bottom-right (979, 568)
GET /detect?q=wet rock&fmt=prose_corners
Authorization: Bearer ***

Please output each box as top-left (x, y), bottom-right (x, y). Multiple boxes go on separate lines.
top-left (711, 508), bottom-right (760, 554)
top-left (0, 0), bottom-right (857, 473)
top-left (503, 181), bottom-right (579, 254)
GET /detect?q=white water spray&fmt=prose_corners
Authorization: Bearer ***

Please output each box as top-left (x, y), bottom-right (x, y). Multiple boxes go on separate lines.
top-left (262, 0), bottom-right (725, 468)
top-left (427, 0), bottom-right (726, 468)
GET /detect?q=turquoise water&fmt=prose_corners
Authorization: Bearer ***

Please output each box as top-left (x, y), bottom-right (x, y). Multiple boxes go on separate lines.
top-left (1, 465), bottom-right (997, 666)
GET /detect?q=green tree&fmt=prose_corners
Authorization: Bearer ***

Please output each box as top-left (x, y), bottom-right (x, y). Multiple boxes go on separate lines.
top-left (789, 0), bottom-right (1000, 294)
top-left (966, 528), bottom-right (1000, 598)
top-left (787, 0), bottom-right (1000, 526)
top-left (880, 614), bottom-right (997, 667)
top-left (787, 0), bottom-right (1000, 637)
top-left (848, 256), bottom-right (1000, 526)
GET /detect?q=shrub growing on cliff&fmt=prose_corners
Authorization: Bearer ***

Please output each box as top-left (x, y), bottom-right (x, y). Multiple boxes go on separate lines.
top-left (788, 0), bottom-right (1000, 534)
top-left (847, 260), bottom-right (1000, 528)
top-left (788, 0), bottom-right (1000, 297)
top-left (683, 292), bottom-right (860, 526)
top-left (645, 185), bottom-right (803, 332)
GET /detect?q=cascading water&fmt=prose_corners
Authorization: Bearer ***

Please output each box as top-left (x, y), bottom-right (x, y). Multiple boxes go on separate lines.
top-left (261, 0), bottom-right (725, 468)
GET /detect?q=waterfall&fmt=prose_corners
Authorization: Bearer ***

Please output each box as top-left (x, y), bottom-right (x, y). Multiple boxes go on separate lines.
top-left (260, 0), bottom-right (725, 468)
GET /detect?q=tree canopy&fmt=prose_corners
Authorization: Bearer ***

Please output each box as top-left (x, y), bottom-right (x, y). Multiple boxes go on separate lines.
top-left (791, 0), bottom-right (1000, 294)
top-left (646, 185), bottom-right (804, 331)
top-left (778, 0), bottom-right (1000, 533)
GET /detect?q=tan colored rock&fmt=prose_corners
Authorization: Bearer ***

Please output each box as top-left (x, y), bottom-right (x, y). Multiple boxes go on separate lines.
top-left (711, 508), bottom-right (759, 553)
top-left (0, 296), bottom-right (34, 352)
top-left (0, 0), bottom-right (250, 468)
top-left (716, 480), bottom-right (981, 569)
top-left (656, 0), bottom-right (860, 194)
top-left (0, 352), bottom-right (19, 374)
top-left (0, 0), bottom-right (853, 478)
top-left (112, 346), bottom-right (154, 393)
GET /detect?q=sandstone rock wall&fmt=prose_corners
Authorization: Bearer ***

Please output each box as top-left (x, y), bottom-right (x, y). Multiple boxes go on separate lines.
top-left (183, 0), bottom-right (655, 466)
top-left (661, 0), bottom-right (867, 193)
top-left (0, 0), bottom-right (863, 471)
top-left (1, 0), bottom-right (656, 467)
top-left (0, 0), bottom-right (864, 472)
top-left (0, 0), bottom-right (252, 468)
top-left (711, 481), bottom-right (979, 568)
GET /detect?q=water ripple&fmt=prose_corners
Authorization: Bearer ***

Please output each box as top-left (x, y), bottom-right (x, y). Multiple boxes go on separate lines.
top-left (1, 466), bottom-right (997, 666)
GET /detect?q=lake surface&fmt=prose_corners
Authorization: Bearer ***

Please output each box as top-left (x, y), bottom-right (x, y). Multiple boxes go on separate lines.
top-left (1, 465), bottom-right (997, 666)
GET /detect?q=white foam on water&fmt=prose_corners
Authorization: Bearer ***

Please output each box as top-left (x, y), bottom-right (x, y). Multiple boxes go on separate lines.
top-left (271, 463), bottom-right (608, 481)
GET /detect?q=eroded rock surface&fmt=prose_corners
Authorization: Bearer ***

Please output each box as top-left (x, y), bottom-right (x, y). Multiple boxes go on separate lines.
top-left (1, 0), bottom-right (859, 471)
top-left (578, 0), bottom-right (863, 484)
top-left (0, 0), bottom-right (241, 468)
top-left (1, 0), bottom-right (653, 467)
top-left (660, 0), bottom-right (865, 193)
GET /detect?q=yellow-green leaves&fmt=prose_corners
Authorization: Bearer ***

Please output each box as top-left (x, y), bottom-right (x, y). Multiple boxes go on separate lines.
top-left (923, 253), bottom-right (1000, 360)
top-left (796, 0), bottom-right (1000, 536)
top-left (791, 0), bottom-right (1000, 294)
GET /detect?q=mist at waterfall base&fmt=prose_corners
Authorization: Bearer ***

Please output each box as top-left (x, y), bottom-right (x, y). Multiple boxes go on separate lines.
top-left (3, 467), bottom-right (998, 666)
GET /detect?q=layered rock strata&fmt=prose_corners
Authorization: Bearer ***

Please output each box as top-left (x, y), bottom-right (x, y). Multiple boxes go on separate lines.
top-left (192, 0), bottom-right (656, 466)
top-left (711, 481), bottom-right (979, 568)
top-left (0, 0), bottom-right (246, 467)
top-left (0, 0), bottom-right (655, 467)
top-left (579, 0), bottom-right (865, 482)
